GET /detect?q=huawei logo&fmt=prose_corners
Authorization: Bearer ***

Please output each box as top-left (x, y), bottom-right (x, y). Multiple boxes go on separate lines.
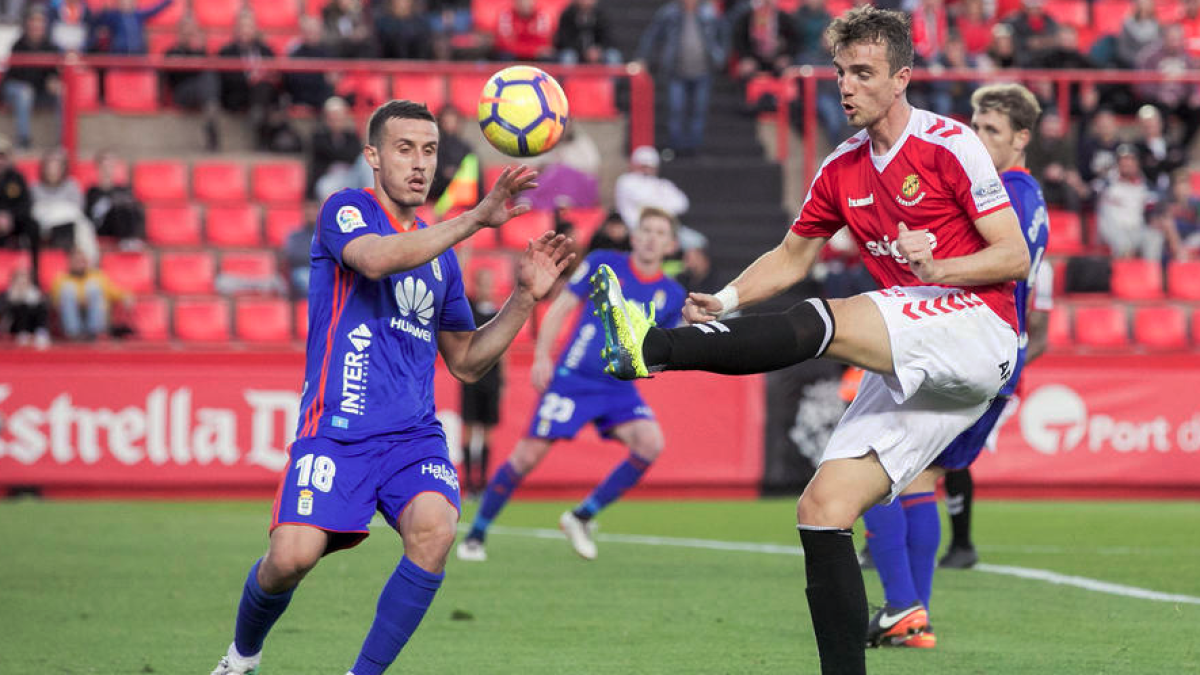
top-left (395, 277), bottom-right (434, 325)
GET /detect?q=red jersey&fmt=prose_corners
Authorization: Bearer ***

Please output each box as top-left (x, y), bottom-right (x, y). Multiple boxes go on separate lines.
top-left (791, 107), bottom-right (1018, 330)
top-left (495, 8), bottom-right (554, 60)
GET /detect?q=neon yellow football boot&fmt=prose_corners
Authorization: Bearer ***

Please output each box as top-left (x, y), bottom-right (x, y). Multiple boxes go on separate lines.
top-left (589, 263), bottom-right (656, 380)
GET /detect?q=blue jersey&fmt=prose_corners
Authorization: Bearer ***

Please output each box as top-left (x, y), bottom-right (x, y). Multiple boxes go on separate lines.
top-left (558, 250), bottom-right (686, 380)
top-left (295, 188), bottom-right (476, 444)
top-left (999, 168), bottom-right (1049, 397)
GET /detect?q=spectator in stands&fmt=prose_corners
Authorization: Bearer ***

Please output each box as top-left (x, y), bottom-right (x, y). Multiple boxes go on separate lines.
top-left (1077, 109), bottom-right (1122, 199)
top-left (1, 266), bottom-right (50, 348)
top-left (493, 0), bottom-right (555, 61)
top-left (792, 0), bottom-right (829, 61)
top-left (309, 96), bottom-right (364, 200)
top-left (1026, 109), bottom-right (1087, 211)
top-left (587, 209), bottom-right (631, 252)
top-left (613, 146), bottom-right (689, 230)
top-left (2, 7), bottom-right (61, 150)
top-left (283, 201), bottom-right (319, 298)
top-left (426, 0), bottom-right (476, 60)
top-left (163, 14), bottom-right (220, 150)
top-left (1028, 25), bottom-right (1095, 114)
top-left (521, 124), bottom-right (601, 211)
top-left (285, 15), bottom-right (337, 110)
top-left (376, 0), bottom-right (433, 60)
top-left (429, 106), bottom-right (474, 204)
top-left (1132, 105), bottom-right (1185, 196)
top-left (1164, 173), bottom-right (1200, 259)
top-left (51, 246), bottom-right (129, 340)
top-left (1, 0), bottom-right (27, 24)
top-left (217, 11), bottom-right (280, 151)
top-left (31, 147), bottom-right (97, 262)
top-left (953, 0), bottom-right (994, 58)
top-left (1002, 0), bottom-right (1058, 65)
top-left (1135, 24), bottom-right (1200, 149)
top-left (1097, 144), bottom-right (1163, 260)
top-left (554, 0), bottom-right (621, 65)
top-left (323, 0), bottom-right (376, 58)
top-left (910, 0), bottom-right (949, 64)
top-left (676, 232), bottom-right (720, 294)
top-left (0, 136), bottom-right (38, 262)
top-left (789, 1), bottom-right (845, 143)
top-left (85, 150), bottom-right (143, 249)
top-left (48, 0), bottom-right (94, 53)
top-left (730, 0), bottom-right (799, 113)
top-left (983, 22), bottom-right (1017, 69)
top-left (637, 0), bottom-right (726, 156)
top-left (90, 0), bottom-right (173, 55)
top-left (1117, 0), bottom-right (1161, 67)
top-left (928, 31), bottom-right (978, 118)
top-left (1181, 0), bottom-right (1200, 58)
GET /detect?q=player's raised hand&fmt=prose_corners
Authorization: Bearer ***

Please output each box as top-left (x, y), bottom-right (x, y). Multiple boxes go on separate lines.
top-left (474, 165), bottom-right (539, 229)
top-left (682, 292), bottom-right (724, 324)
top-left (895, 222), bottom-right (937, 283)
top-left (530, 354), bottom-right (554, 392)
top-left (515, 232), bottom-right (576, 301)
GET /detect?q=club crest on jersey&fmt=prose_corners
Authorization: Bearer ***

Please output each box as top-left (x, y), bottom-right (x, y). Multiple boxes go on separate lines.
top-left (896, 174), bottom-right (926, 207)
top-left (336, 206), bottom-right (367, 233)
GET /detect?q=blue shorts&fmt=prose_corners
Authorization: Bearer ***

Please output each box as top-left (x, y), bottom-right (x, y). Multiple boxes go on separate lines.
top-left (525, 372), bottom-right (654, 440)
top-left (932, 395), bottom-right (1010, 471)
top-left (271, 434), bottom-right (462, 552)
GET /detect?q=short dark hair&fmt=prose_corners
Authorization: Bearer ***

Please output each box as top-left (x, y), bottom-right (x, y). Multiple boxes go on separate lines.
top-left (826, 6), bottom-right (914, 75)
top-left (367, 100), bottom-right (436, 147)
top-left (971, 83), bottom-right (1042, 133)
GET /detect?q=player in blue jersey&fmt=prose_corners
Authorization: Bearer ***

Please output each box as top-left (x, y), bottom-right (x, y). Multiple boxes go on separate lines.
top-left (456, 207), bottom-right (686, 562)
top-left (209, 100), bottom-right (575, 675)
top-left (861, 83), bottom-right (1052, 649)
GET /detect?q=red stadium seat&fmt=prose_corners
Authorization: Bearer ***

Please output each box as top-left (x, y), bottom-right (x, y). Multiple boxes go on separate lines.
top-left (38, 249), bottom-right (69, 290)
top-left (1190, 170), bottom-right (1200, 196)
top-left (128, 295), bottom-right (169, 340)
top-left (464, 252), bottom-right (516, 301)
top-left (393, 73), bottom-right (447, 113)
top-left (145, 204), bottom-right (203, 247)
top-left (159, 250), bottom-right (216, 295)
top-left (104, 70), bottom-right (159, 113)
top-left (450, 73), bottom-right (492, 120)
top-left (1091, 0), bottom-right (1130, 37)
top-left (70, 68), bottom-right (100, 113)
top-left (143, 0), bottom-right (184, 28)
top-left (471, 0), bottom-right (505, 33)
top-left (1166, 261), bottom-right (1200, 300)
top-left (193, 161), bottom-right (248, 204)
top-left (498, 210), bottom-right (555, 250)
top-left (564, 206), bottom-right (606, 243)
top-left (0, 249), bottom-right (27, 289)
top-left (1047, 305), bottom-right (1072, 350)
top-left (251, 161), bottom-right (306, 205)
top-left (1045, 209), bottom-right (1084, 255)
top-left (295, 299), bottom-right (309, 340)
top-left (1132, 305), bottom-right (1188, 350)
top-left (220, 250), bottom-right (278, 283)
top-left (134, 159), bottom-right (189, 203)
top-left (235, 297), bottom-right (293, 342)
top-left (174, 297), bottom-right (232, 342)
top-left (1110, 259), bottom-right (1163, 300)
top-left (206, 204), bottom-right (263, 248)
top-left (1044, 0), bottom-right (1089, 27)
top-left (1073, 304), bottom-right (1129, 349)
top-left (194, 0), bottom-right (240, 29)
top-left (265, 206), bottom-right (306, 247)
top-left (100, 251), bottom-right (156, 294)
top-left (147, 30), bottom-right (176, 56)
top-left (71, 157), bottom-right (129, 191)
top-left (564, 76), bottom-right (617, 119)
top-left (482, 164), bottom-right (506, 192)
top-left (13, 157), bottom-right (38, 185)
top-left (337, 73), bottom-right (391, 111)
top-left (249, 0), bottom-right (301, 31)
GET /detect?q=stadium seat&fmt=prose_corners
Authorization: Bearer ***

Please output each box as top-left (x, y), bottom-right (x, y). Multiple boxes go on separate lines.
top-left (1047, 305), bottom-right (1072, 350)
top-left (251, 161), bottom-right (306, 205)
top-left (393, 73), bottom-right (447, 113)
top-left (450, 73), bottom-right (493, 119)
top-left (1167, 261), bottom-right (1200, 300)
top-left (564, 76), bottom-right (618, 119)
top-left (100, 251), bottom-right (156, 294)
top-left (1132, 305), bottom-right (1189, 350)
top-left (1110, 259), bottom-right (1164, 300)
top-left (128, 295), bottom-right (169, 340)
top-left (1091, 0), bottom-right (1130, 37)
top-left (1190, 170), bottom-right (1200, 196)
top-left (471, 0), bottom-right (505, 33)
top-left (235, 297), bottom-right (293, 343)
top-left (565, 206), bottom-right (606, 243)
top-left (194, 0), bottom-right (240, 29)
top-left (265, 206), bottom-right (306, 247)
top-left (192, 161), bottom-right (248, 204)
top-left (497, 210), bottom-right (555, 250)
top-left (133, 159), bottom-right (189, 203)
top-left (174, 297), bottom-right (232, 342)
top-left (205, 204), bottom-right (263, 248)
top-left (0, 249), bottom-right (26, 289)
top-left (249, 0), bottom-right (300, 30)
top-left (70, 68), bottom-right (100, 113)
top-left (464, 252), bottom-right (517, 301)
top-left (294, 299), bottom-right (308, 340)
top-left (37, 249), bottom-right (69, 290)
top-left (1044, 0), bottom-right (1089, 27)
top-left (147, 30), bottom-right (176, 56)
top-left (145, 204), bottom-right (203, 247)
top-left (159, 250), bottom-right (216, 295)
top-left (103, 70), bottom-right (159, 113)
top-left (13, 157), bottom-right (38, 185)
top-left (143, 0), bottom-right (184, 28)
top-left (482, 164), bottom-right (506, 193)
top-left (1046, 209), bottom-right (1084, 255)
top-left (220, 250), bottom-right (278, 284)
top-left (337, 73), bottom-right (390, 111)
top-left (1073, 304), bottom-right (1129, 349)
top-left (71, 156), bottom-right (129, 191)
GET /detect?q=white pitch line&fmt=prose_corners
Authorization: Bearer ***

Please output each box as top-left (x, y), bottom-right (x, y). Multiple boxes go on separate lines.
top-left (456, 523), bottom-right (1200, 606)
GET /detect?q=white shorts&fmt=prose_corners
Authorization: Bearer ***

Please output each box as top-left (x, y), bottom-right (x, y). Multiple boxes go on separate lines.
top-left (821, 285), bottom-right (1018, 501)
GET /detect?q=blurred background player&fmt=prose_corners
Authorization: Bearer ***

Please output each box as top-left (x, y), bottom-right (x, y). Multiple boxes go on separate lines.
top-left (858, 82), bottom-right (1052, 650)
top-left (208, 100), bottom-right (575, 675)
top-left (457, 207), bottom-right (686, 562)
top-left (459, 266), bottom-right (504, 499)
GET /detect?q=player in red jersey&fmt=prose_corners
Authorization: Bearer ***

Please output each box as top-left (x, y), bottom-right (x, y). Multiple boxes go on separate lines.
top-left (589, 7), bottom-right (1029, 674)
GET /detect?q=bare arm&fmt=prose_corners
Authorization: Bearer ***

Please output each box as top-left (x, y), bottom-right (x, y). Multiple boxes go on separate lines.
top-left (530, 290), bottom-right (581, 391)
top-left (896, 207), bottom-right (1030, 286)
top-left (683, 231), bottom-right (826, 322)
top-left (1025, 309), bottom-right (1049, 363)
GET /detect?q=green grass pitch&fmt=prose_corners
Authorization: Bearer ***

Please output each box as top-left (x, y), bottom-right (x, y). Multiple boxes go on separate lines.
top-left (2, 498), bottom-right (1198, 674)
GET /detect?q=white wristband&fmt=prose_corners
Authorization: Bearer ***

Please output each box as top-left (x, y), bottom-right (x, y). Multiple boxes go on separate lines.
top-left (713, 286), bottom-right (739, 317)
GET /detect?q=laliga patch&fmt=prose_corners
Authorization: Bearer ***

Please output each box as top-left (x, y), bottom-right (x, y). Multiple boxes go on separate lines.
top-left (337, 206), bottom-right (367, 234)
top-left (298, 489), bottom-right (314, 516)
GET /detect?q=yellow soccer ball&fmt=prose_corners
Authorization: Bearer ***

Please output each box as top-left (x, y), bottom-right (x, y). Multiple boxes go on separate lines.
top-left (477, 66), bottom-right (569, 157)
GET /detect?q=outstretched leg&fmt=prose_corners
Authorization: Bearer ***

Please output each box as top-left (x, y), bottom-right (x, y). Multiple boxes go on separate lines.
top-left (459, 438), bottom-right (554, 559)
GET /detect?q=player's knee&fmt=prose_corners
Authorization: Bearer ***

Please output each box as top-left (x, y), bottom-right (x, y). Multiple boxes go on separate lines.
top-left (510, 439), bottom-right (551, 474)
top-left (403, 518), bottom-right (457, 567)
top-left (261, 546), bottom-right (321, 588)
top-left (628, 432), bottom-right (664, 461)
top-left (795, 491), bottom-right (860, 530)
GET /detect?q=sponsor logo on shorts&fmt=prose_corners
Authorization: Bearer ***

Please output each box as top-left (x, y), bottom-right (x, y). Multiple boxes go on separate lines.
top-left (337, 206), bottom-right (367, 234)
top-left (298, 489), bottom-right (314, 516)
top-left (421, 463), bottom-right (460, 491)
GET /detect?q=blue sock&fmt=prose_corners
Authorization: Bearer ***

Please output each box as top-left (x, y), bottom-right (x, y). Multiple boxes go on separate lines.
top-left (350, 556), bottom-right (444, 675)
top-left (901, 492), bottom-right (941, 610)
top-left (466, 461), bottom-right (523, 541)
top-left (233, 558), bottom-right (294, 657)
top-left (863, 500), bottom-right (919, 608)
top-left (574, 453), bottom-right (652, 519)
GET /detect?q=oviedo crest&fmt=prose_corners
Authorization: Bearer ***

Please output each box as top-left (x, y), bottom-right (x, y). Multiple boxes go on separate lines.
top-left (901, 174), bottom-right (920, 199)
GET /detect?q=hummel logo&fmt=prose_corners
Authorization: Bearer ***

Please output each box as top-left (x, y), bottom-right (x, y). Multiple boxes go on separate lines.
top-left (848, 194), bottom-right (874, 208)
top-left (348, 323), bottom-right (372, 352)
top-left (876, 605), bottom-right (920, 630)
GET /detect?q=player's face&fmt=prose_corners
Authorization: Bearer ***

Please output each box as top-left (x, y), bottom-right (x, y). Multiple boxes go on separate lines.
top-left (833, 41), bottom-right (909, 129)
top-left (971, 109), bottom-right (1026, 172)
top-left (630, 215), bottom-right (676, 265)
top-left (368, 117), bottom-right (439, 208)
